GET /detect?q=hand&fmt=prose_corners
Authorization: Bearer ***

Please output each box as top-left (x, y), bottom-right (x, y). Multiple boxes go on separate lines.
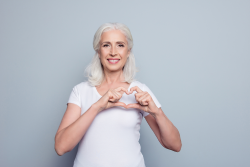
top-left (127, 86), bottom-right (159, 115)
top-left (95, 87), bottom-right (130, 113)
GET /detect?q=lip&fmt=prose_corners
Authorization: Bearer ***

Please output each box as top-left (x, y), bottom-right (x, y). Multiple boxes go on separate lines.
top-left (107, 58), bottom-right (120, 64)
top-left (107, 58), bottom-right (120, 60)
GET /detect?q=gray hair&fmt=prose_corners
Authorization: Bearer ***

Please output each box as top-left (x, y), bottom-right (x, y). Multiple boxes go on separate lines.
top-left (84, 23), bottom-right (138, 86)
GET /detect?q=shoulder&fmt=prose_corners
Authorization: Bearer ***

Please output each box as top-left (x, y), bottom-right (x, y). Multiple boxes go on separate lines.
top-left (69, 81), bottom-right (94, 98)
top-left (74, 81), bottom-right (89, 87)
top-left (72, 81), bottom-right (92, 91)
top-left (132, 80), bottom-right (146, 91)
top-left (132, 80), bottom-right (157, 95)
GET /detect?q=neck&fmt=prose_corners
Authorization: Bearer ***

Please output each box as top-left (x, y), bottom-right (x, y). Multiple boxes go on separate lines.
top-left (102, 69), bottom-right (125, 85)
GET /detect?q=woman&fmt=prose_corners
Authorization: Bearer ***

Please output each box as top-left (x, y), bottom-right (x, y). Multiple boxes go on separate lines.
top-left (55, 23), bottom-right (182, 167)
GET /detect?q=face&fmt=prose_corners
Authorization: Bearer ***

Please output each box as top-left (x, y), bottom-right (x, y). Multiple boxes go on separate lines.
top-left (98, 29), bottom-right (130, 72)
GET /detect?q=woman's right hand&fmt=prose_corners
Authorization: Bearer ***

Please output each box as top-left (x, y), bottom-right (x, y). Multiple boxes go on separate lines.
top-left (94, 87), bottom-right (130, 113)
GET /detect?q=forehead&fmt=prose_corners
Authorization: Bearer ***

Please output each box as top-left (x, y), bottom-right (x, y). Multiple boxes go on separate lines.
top-left (100, 29), bottom-right (127, 43)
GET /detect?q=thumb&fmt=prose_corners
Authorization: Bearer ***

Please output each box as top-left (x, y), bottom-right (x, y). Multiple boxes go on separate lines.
top-left (127, 103), bottom-right (142, 110)
top-left (110, 102), bottom-right (128, 109)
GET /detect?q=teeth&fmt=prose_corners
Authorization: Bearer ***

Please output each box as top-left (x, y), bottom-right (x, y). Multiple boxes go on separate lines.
top-left (109, 60), bottom-right (119, 62)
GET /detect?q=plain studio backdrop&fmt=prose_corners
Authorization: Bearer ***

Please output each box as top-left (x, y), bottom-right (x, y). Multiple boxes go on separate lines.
top-left (0, 0), bottom-right (249, 167)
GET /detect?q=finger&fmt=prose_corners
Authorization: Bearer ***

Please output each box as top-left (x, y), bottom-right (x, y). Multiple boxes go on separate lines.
top-left (111, 89), bottom-right (118, 97)
top-left (138, 93), bottom-right (150, 105)
top-left (127, 103), bottom-right (149, 112)
top-left (112, 89), bottom-right (124, 97)
top-left (129, 86), bottom-right (143, 94)
top-left (111, 102), bottom-right (127, 109)
top-left (127, 103), bottom-right (142, 110)
top-left (112, 90), bottom-right (121, 101)
top-left (127, 103), bottom-right (150, 112)
top-left (108, 92), bottom-right (116, 102)
top-left (115, 91), bottom-right (122, 99)
top-left (115, 87), bottom-right (129, 95)
top-left (134, 92), bottom-right (145, 102)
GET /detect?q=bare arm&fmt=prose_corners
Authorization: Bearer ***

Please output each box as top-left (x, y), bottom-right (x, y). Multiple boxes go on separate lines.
top-left (54, 87), bottom-right (129, 156)
top-left (127, 86), bottom-right (182, 152)
top-left (145, 108), bottom-right (182, 152)
top-left (54, 103), bottom-right (99, 156)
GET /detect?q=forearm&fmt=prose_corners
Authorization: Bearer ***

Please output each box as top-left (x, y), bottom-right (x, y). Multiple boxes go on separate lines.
top-left (154, 109), bottom-right (182, 152)
top-left (55, 104), bottom-right (99, 155)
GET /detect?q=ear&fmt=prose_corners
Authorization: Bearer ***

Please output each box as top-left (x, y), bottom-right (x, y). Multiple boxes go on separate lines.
top-left (97, 51), bottom-right (101, 59)
top-left (127, 49), bottom-right (131, 58)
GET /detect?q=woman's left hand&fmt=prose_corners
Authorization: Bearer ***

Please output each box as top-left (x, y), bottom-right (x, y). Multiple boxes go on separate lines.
top-left (127, 86), bottom-right (160, 116)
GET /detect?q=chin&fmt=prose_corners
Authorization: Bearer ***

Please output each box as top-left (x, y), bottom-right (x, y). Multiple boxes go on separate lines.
top-left (105, 66), bottom-right (123, 72)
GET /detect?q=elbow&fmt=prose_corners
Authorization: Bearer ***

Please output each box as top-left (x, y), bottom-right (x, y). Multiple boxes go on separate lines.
top-left (54, 133), bottom-right (75, 156)
top-left (163, 141), bottom-right (182, 152)
top-left (55, 141), bottom-right (74, 156)
top-left (55, 140), bottom-right (71, 156)
top-left (55, 135), bottom-right (64, 156)
top-left (54, 132), bottom-right (69, 156)
top-left (173, 142), bottom-right (182, 152)
top-left (174, 144), bottom-right (182, 152)
top-left (55, 144), bottom-right (72, 156)
top-left (55, 143), bottom-right (65, 156)
top-left (171, 136), bottom-right (182, 152)
top-left (55, 149), bottom-right (64, 156)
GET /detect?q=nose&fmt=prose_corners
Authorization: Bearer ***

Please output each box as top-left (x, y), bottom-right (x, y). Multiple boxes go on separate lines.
top-left (110, 45), bottom-right (117, 56)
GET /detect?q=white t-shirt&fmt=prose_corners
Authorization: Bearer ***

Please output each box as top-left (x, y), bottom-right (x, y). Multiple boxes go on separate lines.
top-left (67, 80), bottom-right (161, 167)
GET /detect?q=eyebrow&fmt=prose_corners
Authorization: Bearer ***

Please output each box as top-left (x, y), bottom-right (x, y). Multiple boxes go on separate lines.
top-left (101, 41), bottom-right (126, 45)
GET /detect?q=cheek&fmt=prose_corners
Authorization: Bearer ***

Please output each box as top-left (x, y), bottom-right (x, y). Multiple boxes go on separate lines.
top-left (119, 49), bottom-right (129, 57)
top-left (99, 49), bottom-right (109, 58)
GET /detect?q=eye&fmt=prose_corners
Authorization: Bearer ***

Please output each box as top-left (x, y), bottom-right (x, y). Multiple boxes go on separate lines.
top-left (103, 44), bottom-right (109, 47)
top-left (118, 44), bottom-right (124, 47)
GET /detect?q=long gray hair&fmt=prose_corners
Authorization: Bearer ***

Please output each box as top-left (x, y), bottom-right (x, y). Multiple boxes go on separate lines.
top-left (84, 23), bottom-right (138, 86)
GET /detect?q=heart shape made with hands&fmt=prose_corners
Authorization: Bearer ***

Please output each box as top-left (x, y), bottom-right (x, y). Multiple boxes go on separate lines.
top-left (107, 86), bottom-right (158, 114)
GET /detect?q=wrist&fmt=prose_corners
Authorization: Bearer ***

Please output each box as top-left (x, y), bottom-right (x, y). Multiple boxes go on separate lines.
top-left (154, 108), bottom-right (164, 119)
top-left (92, 102), bottom-right (104, 114)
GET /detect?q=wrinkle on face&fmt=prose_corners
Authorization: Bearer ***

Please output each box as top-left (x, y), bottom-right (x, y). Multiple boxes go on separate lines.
top-left (98, 29), bottom-right (130, 73)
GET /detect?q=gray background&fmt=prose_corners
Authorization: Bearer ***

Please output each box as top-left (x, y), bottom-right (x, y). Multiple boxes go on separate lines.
top-left (1, 0), bottom-right (249, 167)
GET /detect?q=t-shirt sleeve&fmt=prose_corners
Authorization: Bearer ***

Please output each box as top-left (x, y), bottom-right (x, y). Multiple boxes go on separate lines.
top-left (141, 83), bottom-right (161, 117)
top-left (67, 86), bottom-right (81, 108)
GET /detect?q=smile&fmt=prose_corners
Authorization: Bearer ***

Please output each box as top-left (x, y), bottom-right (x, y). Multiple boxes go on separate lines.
top-left (107, 59), bottom-right (120, 64)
